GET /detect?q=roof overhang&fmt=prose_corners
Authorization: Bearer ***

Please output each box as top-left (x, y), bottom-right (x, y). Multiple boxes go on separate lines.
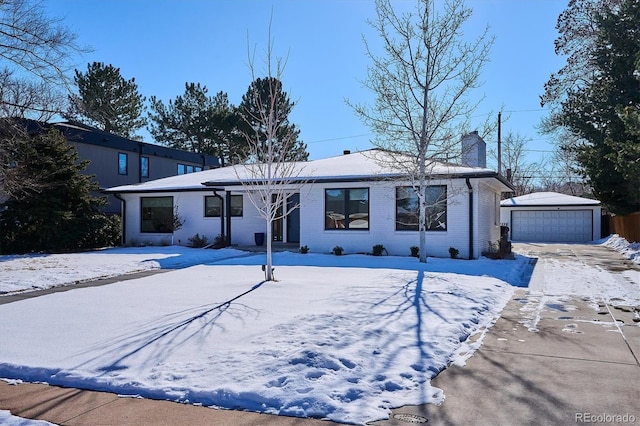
top-left (200, 171), bottom-right (516, 190)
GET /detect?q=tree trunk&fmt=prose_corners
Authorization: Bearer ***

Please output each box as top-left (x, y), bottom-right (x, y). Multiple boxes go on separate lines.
top-left (418, 153), bottom-right (427, 263)
top-left (266, 218), bottom-right (273, 281)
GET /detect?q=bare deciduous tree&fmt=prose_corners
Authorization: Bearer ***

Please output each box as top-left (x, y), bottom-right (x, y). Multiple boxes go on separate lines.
top-left (349, 0), bottom-right (493, 262)
top-left (0, 0), bottom-right (85, 89)
top-left (1, 0), bottom-right (87, 203)
top-left (489, 132), bottom-right (540, 196)
top-left (538, 147), bottom-right (590, 196)
top-left (237, 27), bottom-right (306, 281)
top-left (0, 69), bottom-right (64, 121)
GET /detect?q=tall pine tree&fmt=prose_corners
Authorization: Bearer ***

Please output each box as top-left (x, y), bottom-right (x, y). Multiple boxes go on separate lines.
top-left (542, 0), bottom-right (640, 214)
top-left (67, 62), bottom-right (147, 139)
top-left (238, 77), bottom-right (308, 162)
top-left (148, 83), bottom-right (244, 165)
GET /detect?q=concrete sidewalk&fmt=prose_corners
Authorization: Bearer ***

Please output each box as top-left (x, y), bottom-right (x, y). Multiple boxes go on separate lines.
top-left (0, 380), bottom-right (339, 426)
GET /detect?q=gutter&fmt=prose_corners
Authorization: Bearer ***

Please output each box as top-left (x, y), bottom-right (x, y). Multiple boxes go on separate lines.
top-left (138, 142), bottom-right (143, 183)
top-left (199, 171), bottom-right (516, 189)
top-left (466, 178), bottom-right (473, 260)
top-left (225, 191), bottom-right (232, 246)
top-left (212, 189), bottom-right (225, 240)
top-left (113, 193), bottom-right (126, 246)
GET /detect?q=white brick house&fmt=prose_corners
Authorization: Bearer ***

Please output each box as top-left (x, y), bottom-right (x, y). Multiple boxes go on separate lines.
top-left (105, 144), bottom-right (513, 259)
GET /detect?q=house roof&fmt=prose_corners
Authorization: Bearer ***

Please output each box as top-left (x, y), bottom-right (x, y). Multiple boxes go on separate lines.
top-left (51, 121), bottom-right (220, 168)
top-left (105, 149), bottom-right (514, 193)
top-left (501, 191), bottom-right (600, 207)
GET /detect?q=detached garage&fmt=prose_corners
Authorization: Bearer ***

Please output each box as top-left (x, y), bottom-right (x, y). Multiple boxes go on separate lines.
top-left (501, 192), bottom-right (601, 243)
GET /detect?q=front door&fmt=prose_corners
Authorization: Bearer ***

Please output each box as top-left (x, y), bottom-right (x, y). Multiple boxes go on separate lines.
top-left (287, 193), bottom-right (300, 243)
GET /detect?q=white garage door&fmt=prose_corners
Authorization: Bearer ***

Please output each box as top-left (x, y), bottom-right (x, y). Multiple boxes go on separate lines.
top-left (511, 210), bottom-right (593, 242)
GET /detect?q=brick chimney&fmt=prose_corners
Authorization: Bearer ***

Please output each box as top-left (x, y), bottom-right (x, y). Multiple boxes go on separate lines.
top-left (461, 131), bottom-right (486, 168)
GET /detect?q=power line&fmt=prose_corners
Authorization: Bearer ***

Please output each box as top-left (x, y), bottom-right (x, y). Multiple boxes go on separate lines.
top-left (306, 133), bottom-right (372, 144)
top-left (503, 108), bottom-right (550, 113)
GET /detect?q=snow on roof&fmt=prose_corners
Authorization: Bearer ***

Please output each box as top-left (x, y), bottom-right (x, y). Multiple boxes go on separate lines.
top-left (501, 191), bottom-right (600, 207)
top-left (105, 149), bottom-right (501, 193)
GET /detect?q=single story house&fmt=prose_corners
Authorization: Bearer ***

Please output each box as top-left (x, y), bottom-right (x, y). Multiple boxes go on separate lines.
top-left (105, 135), bottom-right (514, 259)
top-left (500, 192), bottom-right (601, 243)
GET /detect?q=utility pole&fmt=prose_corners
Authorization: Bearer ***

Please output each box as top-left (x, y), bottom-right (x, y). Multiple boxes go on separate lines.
top-left (497, 111), bottom-right (502, 175)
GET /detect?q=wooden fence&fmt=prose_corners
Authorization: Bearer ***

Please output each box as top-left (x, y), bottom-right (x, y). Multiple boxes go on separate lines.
top-left (602, 212), bottom-right (640, 243)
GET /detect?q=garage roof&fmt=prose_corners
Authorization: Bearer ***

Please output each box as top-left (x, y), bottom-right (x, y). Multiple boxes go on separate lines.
top-left (501, 191), bottom-right (600, 207)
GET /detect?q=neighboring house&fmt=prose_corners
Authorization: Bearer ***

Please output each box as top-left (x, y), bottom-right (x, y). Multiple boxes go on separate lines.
top-left (105, 134), bottom-right (514, 259)
top-left (500, 192), bottom-right (601, 243)
top-left (49, 121), bottom-right (220, 214)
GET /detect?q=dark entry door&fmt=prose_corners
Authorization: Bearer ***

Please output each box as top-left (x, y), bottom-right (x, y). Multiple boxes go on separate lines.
top-left (287, 193), bottom-right (300, 243)
top-left (272, 195), bottom-right (283, 242)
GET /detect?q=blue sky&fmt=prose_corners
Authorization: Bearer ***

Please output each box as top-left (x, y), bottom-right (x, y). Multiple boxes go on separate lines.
top-left (45, 0), bottom-right (568, 167)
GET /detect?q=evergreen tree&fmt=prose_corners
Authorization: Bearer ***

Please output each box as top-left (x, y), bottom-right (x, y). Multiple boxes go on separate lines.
top-left (542, 0), bottom-right (640, 214)
top-left (238, 77), bottom-right (308, 162)
top-left (0, 124), bottom-right (120, 253)
top-left (148, 83), bottom-right (244, 165)
top-left (67, 62), bottom-right (147, 139)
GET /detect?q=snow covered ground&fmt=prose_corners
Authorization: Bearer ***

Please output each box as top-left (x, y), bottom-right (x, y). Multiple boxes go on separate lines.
top-left (0, 247), bottom-right (529, 424)
top-left (0, 235), bottom-right (637, 424)
top-left (602, 234), bottom-right (640, 265)
top-left (0, 246), bottom-right (250, 295)
top-left (0, 410), bottom-right (56, 426)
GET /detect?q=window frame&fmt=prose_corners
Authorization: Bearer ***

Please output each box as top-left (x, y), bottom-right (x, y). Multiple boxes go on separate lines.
top-left (140, 196), bottom-right (174, 234)
top-left (395, 185), bottom-right (448, 232)
top-left (229, 194), bottom-right (243, 217)
top-left (204, 196), bottom-right (222, 217)
top-left (140, 156), bottom-right (149, 178)
top-left (177, 163), bottom-right (186, 175)
top-left (118, 152), bottom-right (128, 175)
top-left (324, 187), bottom-right (370, 231)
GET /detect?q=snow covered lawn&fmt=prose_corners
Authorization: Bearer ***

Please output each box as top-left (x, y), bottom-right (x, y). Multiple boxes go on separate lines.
top-left (0, 246), bottom-right (249, 295)
top-left (0, 248), bottom-right (529, 424)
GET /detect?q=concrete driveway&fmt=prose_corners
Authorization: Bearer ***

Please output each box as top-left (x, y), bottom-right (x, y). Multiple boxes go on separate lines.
top-left (373, 243), bottom-right (640, 426)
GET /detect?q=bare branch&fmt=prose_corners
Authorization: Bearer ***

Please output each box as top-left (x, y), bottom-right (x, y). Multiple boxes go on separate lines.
top-left (347, 0), bottom-right (493, 262)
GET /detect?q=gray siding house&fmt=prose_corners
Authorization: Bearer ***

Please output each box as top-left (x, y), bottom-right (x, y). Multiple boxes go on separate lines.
top-left (52, 122), bottom-right (220, 214)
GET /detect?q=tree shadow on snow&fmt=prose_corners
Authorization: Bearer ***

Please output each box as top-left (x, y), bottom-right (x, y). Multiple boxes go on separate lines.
top-left (72, 280), bottom-right (267, 373)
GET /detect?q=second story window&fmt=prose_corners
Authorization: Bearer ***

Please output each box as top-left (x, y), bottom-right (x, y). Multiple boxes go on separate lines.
top-left (177, 163), bottom-right (200, 175)
top-left (141, 156), bottom-right (149, 178)
top-left (118, 153), bottom-right (128, 175)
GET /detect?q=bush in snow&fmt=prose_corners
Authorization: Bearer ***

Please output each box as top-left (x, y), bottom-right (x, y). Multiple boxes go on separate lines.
top-left (188, 233), bottom-right (209, 248)
top-left (372, 244), bottom-right (386, 256)
top-left (449, 247), bottom-right (459, 259)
